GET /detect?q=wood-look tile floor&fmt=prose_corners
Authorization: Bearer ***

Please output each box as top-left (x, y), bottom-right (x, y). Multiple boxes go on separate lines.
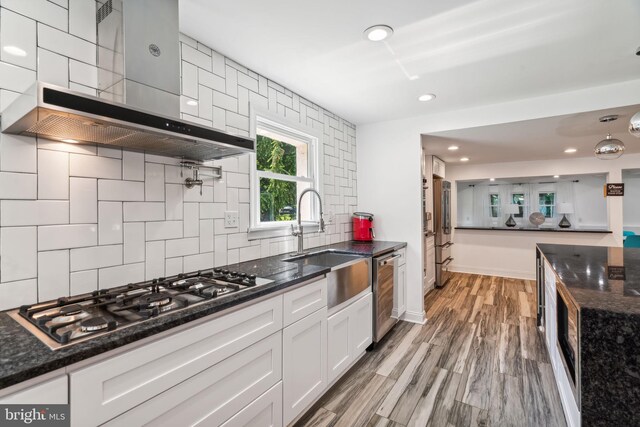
top-left (295, 273), bottom-right (567, 427)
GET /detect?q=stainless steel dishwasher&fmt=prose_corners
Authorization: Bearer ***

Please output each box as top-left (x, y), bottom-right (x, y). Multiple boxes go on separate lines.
top-left (372, 250), bottom-right (401, 343)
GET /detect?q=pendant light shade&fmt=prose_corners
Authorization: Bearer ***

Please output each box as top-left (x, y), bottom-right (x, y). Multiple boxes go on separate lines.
top-left (595, 133), bottom-right (625, 160)
top-left (630, 111), bottom-right (640, 138)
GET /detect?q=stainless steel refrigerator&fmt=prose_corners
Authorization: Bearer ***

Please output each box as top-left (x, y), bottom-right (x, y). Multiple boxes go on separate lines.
top-left (433, 178), bottom-right (453, 287)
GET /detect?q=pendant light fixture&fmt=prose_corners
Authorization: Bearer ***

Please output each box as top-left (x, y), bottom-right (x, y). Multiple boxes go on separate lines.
top-left (595, 115), bottom-right (625, 160)
top-left (630, 111), bottom-right (640, 137)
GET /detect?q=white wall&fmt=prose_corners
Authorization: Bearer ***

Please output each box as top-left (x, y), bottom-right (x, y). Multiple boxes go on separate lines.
top-left (623, 172), bottom-right (640, 233)
top-left (358, 78), bottom-right (640, 322)
top-left (0, 1), bottom-right (357, 310)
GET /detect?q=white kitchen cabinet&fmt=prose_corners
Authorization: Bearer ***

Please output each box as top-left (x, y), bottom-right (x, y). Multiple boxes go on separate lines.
top-left (283, 278), bottom-right (327, 327)
top-left (396, 263), bottom-right (407, 318)
top-left (327, 292), bottom-right (373, 383)
top-left (351, 292), bottom-right (373, 355)
top-left (103, 332), bottom-right (282, 427)
top-left (220, 382), bottom-right (283, 427)
top-left (327, 304), bottom-right (351, 383)
top-left (71, 295), bottom-right (283, 427)
top-left (0, 375), bottom-right (68, 404)
top-left (433, 156), bottom-right (446, 179)
top-left (425, 236), bottom-right (435, 295)
top-left (282, 306), bottom-right (328, 425)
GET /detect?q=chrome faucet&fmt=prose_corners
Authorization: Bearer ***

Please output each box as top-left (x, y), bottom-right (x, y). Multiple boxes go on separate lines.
top-left (291, 188), bottom-right (325, 254)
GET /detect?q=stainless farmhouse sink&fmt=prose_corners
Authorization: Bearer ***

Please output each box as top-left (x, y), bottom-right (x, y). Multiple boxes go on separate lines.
top-left (282, 250), bottom-right (371, 309)
top-left (281, 249), bottom-right (363, 269)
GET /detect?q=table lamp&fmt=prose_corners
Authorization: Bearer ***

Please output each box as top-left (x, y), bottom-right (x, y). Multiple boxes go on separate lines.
top-left (504, 204), bottom-right (520, 227)
top-left (558, 203), bottom-right (574, 228)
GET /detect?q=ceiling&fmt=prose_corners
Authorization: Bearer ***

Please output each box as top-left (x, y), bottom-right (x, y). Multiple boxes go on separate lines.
top-left (422, 104), bottom-right (640, 164)
top-left (179, 0), bottom-right (640, 125)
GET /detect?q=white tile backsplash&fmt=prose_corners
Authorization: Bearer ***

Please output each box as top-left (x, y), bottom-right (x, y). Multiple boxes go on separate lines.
top-left (123, 222), bottom-right (145, 263)
top-left (70, 177), bottom-right (97, 223)
top-left (184, 202), bottom-right (200, 237)
top-left (98, 180), bottom-right (144, 201)
top-left (99, 263), bottom-right (144, 289)
top-left (0, 134), bottom-right (37, 173)
top-left (98, 201), bottom-right (123, 245)
top-left (70, 154), bottom-right (121, 179)
top-left (0, 5), bottom-right (357, 308)
top-left (37, 23), bottom-right (94, 65)
top-left (123, 202), bottom-right (165, 222)
top-left (38, 149), bottom-right (69, 199)
top-left (1, 200), bottom-right (69, 226)
top-left (70, 245), bottom-right (122, 272)
top-left (0, 8), bottom-right (37, 70)
top-left (0, 279), bottom-right (38, 311)
top-left (70, 269), bottom-right (98, 295)
top-left (38, 250), bottom-right (69, 301)
top-left (1, 226), bottom-right (37, 282)
top-left (37, 48), bottom-right (69, 87)
top-left (38, 224), bottom-right (98, 250)
top-left (144, 163), bottom-right (165, 201)
top-left (165, 237), bottom-right (199, 258)
top-left (0, 172), bottom-right (37, 199)
top-left (145, 241), bottom-right (165, 280)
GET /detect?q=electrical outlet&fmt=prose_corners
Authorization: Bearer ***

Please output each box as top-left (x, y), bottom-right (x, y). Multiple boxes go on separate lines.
top-left (224, 211), bottom-right (238, 228)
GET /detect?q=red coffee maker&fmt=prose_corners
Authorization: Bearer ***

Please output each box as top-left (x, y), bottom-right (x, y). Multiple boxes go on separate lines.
top-left (352, 212), bottom-right (375, 241)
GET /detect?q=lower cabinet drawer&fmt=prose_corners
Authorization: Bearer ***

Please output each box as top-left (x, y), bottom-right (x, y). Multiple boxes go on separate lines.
top-left (103, 332), bottom-right (282, 427)
top-left (0, 376), bottom-right (68, 404)
top-left (283, 278), bottom-right (327, 327)
top-left (71, 296), bottom-right (283, 427)
top-left (220, 382), bottom-right (283, 427)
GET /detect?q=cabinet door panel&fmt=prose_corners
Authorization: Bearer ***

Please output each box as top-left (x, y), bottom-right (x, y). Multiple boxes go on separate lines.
top-left (327, 307), bottom-right (351, 383)
top-left (283, 278), bottom-right (327, 327)
top-left (71, 296), bottom-right (282, 426)
top-left (351, 292), bottom-right (373, 355)
top-left (220, 382), bottom-right (282, 427)
top-left (282, 307), bottom-right (327, 425)
top-left (103, 333), bottom-right (282, 427)
top-left (396, 264), bottom-right (407, 317)
top-left (0, 376), bottom-right (67, 404)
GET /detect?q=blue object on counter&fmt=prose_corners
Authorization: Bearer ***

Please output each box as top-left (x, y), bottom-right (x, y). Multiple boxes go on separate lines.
top-left (623, 235), bottom-right (640, 248)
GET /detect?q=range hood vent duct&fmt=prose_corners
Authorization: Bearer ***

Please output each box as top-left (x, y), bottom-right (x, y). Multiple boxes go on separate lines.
top-left (0, 0), bottom-right (254, 161)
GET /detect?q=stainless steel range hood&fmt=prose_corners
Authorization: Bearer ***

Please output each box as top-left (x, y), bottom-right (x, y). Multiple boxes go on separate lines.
top-left (0, 0), bottom-right (254, 161)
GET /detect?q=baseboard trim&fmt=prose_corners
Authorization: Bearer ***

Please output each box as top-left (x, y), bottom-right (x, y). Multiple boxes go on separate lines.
top-left (448, 265), bottom-right (535, 280)
top-left (402, 309), bottom-right (426, 324)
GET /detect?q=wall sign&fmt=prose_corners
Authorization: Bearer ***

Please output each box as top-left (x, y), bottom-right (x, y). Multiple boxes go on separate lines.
top-left (607, 265), bottom-right (626, 281)
top-left (604, 183), bottom-right (624, 196)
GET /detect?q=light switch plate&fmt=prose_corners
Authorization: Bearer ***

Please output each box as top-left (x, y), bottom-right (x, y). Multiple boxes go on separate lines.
top-left (224, 211), bottom-right (238, 228)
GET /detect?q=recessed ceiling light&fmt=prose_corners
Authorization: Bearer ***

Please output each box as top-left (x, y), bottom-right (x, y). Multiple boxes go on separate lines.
top-left (364, 25), bottom-right (393, 42)
top-left (554, 175), bottom-right (560, 178)
top-left (3, 46), bottom-right (27, 57)
top-left (460, 157), bottom-right (469, 162)
top-left (447, 145), bottom-right (459, 151)
top-left (418, 94), bottom-right (436, 102)
top-left (62, 139), bottom-right (79, 144)
top-left (186, 100), bottom-right (198, 106)
top-left (490, 178), bottom-right (495, 181)
top-left (564, 148), bottom-right (577, 153)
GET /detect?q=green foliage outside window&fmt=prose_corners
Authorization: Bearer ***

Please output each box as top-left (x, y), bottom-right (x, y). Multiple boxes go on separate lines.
top-left (257, 135), bottom-right (299, 222)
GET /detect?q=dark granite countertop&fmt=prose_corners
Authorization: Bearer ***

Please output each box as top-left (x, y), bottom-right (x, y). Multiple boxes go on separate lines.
top-left (456, 226), bottom-right (612, 234)
top-left (0, 240), bottom-right (405, 391)
top-left (537, 243), bottom-right (640, 315)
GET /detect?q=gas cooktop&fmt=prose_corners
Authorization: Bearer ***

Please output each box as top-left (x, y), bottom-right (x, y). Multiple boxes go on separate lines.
top-left (9, 268), bottom-right (272, 350)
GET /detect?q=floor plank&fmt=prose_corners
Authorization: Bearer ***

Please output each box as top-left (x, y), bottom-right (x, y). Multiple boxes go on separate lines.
top-left (295, 273), bottom-right (567, 427)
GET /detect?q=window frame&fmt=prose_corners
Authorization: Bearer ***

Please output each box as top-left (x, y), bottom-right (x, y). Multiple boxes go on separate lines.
top-left (511, 192), bottom-right (526, 218)
top-left (248, 108), bottom-right (324, 239)
top-left (489, 193), bottom-right (500, 218)
top-left (538, 191), bottom-right (556, 219)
